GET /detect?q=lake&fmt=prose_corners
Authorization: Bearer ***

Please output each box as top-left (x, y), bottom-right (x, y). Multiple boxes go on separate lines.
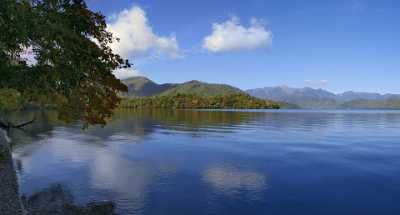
top-left (11, 110), bottom-right (400, 214)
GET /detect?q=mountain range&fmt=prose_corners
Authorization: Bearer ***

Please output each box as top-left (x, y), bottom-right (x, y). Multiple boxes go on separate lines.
top-left (121, 77), bottom-right (400, 109)
top-left (246, 86), bottom-right (400, 109)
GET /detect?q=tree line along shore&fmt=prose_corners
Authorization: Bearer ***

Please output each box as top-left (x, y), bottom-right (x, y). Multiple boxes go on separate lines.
top-left (119, 94), bottom-right (281, 110)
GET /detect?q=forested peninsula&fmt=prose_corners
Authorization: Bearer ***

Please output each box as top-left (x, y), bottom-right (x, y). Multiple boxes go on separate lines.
top-left (119, 94), bottom-right (281, 109)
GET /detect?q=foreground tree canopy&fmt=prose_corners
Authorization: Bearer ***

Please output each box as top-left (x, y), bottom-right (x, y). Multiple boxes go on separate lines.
top-left (0, 0), bottom-right (129, 127)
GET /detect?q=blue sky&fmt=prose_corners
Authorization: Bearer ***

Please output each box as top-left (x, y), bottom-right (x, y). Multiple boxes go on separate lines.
top-left (87, 0), bottom-right (400, 93)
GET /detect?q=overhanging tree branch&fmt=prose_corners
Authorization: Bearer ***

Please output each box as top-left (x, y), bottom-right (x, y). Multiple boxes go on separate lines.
top-left (11, 117), bottom-right (36, 128)
top-left (0, 117), bottom-right (36, 131)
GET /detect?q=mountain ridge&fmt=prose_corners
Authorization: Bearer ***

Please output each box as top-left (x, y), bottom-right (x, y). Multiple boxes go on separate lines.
top-left (246, 86), bottom-right (400, 109)
top-left (122, 76), bottom-right (244, 97)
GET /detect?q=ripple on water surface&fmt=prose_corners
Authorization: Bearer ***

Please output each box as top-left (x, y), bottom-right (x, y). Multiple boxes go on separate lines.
top-left (11, 110), bottom-right (400, 215)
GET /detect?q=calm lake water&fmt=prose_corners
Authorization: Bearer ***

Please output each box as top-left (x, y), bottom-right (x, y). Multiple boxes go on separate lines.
top-left (10, 110), bottom-right (400, 214)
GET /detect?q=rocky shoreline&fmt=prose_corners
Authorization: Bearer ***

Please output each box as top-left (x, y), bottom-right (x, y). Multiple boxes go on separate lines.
top-left (1, 130), bottom-right (117, 215)
top-left (0, 131), bottom-right (24, 215)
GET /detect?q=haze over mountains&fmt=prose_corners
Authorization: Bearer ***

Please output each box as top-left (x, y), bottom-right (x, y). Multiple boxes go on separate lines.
top-left (246, 86), bottom-right (400, 109)
top-left (122, 77), bottom-right (400, 109)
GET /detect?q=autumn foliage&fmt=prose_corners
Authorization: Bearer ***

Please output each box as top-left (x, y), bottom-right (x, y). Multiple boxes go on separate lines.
top-left (0, 0), bottom-right (129, 126)
top-left (119, 94), bottom-right (281, 110)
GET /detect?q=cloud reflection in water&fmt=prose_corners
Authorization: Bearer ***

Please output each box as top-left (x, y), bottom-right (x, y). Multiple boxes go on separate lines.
top-left (203, 164), bottom-right (266, 196)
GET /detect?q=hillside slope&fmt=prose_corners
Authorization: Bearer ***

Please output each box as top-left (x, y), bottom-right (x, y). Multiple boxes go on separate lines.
top-left (122, 77), bottom-right (176, 97)
top-left (122, 77), bottom-right (244, 97)
top-left (160, 80), bottom-right (244, 97)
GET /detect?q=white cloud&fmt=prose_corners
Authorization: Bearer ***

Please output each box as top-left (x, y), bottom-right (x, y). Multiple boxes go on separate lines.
top-left (108, 6), bottom-right (181, 59)
top-left (113, 68), bottom-right (141, 80)
top-left (203, 17), bottom-right (272, 53)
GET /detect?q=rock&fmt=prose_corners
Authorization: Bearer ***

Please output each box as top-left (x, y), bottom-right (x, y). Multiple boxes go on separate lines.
top-left (24, 184), bottom-right (117, 215)
top-left (0, 132), bottom-right (24, 215)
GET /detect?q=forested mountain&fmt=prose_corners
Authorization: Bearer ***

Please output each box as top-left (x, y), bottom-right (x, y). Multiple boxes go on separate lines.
top-left (122, 77), bottom-right (177, 97)
top-left (122, 77), bottom-right (244, 97)
top-left (159, 80), bottom-right (244, 97)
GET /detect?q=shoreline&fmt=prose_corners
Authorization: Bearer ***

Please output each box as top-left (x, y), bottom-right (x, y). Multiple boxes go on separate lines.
top-left (0, 130), bottom-right (24, 215)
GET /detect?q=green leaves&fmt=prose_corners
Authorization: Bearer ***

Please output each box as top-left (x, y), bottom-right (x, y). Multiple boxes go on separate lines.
top-left (0, 88), bottom-right (23, 111)
top-left (0, 0), bottom-right (129, 126)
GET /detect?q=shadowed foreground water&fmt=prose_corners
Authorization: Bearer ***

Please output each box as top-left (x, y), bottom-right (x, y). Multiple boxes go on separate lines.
top-left (11, 110), bottom-right (400, 214)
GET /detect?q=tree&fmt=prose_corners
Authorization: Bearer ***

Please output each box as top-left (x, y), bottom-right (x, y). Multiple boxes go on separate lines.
top-left (0, 0), bottom-right (130, 129)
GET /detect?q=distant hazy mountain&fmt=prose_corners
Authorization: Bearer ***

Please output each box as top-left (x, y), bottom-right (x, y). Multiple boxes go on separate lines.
top-left (122, 77), bottom-right (244, 97)
top-left (246, 86), bottom-right (337, 108)
top-left (340, 98), bottom-right (400, 109)
top-left (336, 91), bottom-right (384, 102)
top-left (247, 86), bottom-right (400, 109)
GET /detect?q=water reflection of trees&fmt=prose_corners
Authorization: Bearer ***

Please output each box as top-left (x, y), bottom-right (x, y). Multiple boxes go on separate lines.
top-left (114, 109), bottom-right (263, 125)
top-left (23, 184), bottom-right (117, 215)
top-left (7, 109), bottom-right (254, 146)
top-left (107, 109), bottom-right (266, 133)
top-left (9, 110), bottom-right (400, 145)
top-left (7, 110), bottom-right (64, 146)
